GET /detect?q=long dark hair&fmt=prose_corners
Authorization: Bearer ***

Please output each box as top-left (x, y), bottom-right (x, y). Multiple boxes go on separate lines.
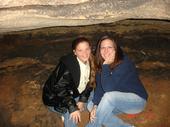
top-left (95, 35), bottom-right (124, 71)
top-left (72, 36), bottom-right (96, 88)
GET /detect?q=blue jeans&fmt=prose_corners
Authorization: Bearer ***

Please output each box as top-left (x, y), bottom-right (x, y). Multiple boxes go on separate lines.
top-left (86, 91), bottom-right (146, 127)
top-left (48, 91), bottom-right (94, 127)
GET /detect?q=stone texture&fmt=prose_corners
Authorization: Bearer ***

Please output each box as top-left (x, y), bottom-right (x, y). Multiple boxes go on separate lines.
top-left (0, 19), bottom-right (169, 127)
top-left (0, 0), bottom-right (90, 7)
top-left (0, 0), bottom-right (169, 33)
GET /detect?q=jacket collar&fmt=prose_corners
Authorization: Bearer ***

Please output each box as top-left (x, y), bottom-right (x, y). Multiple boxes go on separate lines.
top-left (60, 53), bottom-right (80, 87)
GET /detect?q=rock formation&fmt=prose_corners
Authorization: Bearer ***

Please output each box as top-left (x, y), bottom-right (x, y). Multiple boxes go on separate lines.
top-left (0, 0), bottom-right (169, 33)
top-left (0, 19), bottom-right (170, 127)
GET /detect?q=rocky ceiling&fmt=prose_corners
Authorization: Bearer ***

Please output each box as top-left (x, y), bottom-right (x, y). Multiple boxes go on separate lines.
top-left (0, 0), bottom-right (169, 33)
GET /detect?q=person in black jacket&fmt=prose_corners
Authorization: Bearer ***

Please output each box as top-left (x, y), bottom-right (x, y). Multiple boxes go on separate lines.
top-left (42, 37), bottom-right (96, 127)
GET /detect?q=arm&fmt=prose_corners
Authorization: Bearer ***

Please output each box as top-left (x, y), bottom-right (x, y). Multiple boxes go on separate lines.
top-left (77, 83), bottom-right (93, 112)
top-left (92, 73), bottom-right (104, 105)
top-left (101, 60), bottom-right (131, 91)
top-left (79, 83), bottom-right (93, 102)
top-left (44, 62), bottom-right (78, 113)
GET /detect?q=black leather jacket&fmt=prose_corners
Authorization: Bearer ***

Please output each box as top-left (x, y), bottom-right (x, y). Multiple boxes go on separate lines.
top-left (42, 53), bottom-right (93, 113)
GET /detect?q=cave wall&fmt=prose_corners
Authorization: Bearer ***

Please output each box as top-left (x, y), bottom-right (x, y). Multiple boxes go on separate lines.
top-left (0, 19), bottom-right (170, 127)
top-left (0, 0), bottom-right (170, 126)
top-left (0, 0), bottom-right (170, 33)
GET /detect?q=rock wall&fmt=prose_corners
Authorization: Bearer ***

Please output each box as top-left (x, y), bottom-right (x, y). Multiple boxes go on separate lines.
top-left (0, 0), bottom-right (170, 33)
top-left (0, 19), bottom-right (170, 127)
top-left (0, 0), bottom-right (90, 7)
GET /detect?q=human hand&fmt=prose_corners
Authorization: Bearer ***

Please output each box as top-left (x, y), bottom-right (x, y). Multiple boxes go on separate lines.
top-left (77, 102), bottom-right (85, 112)
top-left (70, 110), bottom-right (81, 124)
top-left (103, 52), bottom-right (115, 64)
top-left (90, 105), bottom-right (97, 122)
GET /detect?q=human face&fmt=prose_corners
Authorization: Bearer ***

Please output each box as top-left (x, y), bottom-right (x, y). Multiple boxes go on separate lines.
top-left (73, 41), bottom-right (91, 63)
top-left (100, 39), bottom-right (115, 62)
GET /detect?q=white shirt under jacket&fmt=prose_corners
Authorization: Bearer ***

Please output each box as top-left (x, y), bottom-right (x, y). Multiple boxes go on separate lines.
top-left (77, 57), bottom-right (90, 93)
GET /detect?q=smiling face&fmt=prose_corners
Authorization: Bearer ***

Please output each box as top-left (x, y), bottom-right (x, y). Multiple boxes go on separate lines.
top-left (73, 41), bottom-right (91, 63)
top-left (100, 39), bottom-right (116, 62)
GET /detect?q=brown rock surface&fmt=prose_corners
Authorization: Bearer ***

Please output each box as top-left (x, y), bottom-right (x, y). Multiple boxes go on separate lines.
top-left (0, 19), bottom-right (169, 127)
top-left (0, 0), bottom-right (169, 33)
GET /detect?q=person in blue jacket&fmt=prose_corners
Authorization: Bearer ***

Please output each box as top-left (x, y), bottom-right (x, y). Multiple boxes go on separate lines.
top-left (86, 35), bottom-right (148, 127)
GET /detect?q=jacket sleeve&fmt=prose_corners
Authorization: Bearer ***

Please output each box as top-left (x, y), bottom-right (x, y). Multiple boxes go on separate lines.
top-left (78, 83), bottom-right (93, 102)
top-left (92, 73), bottom-right (104, 105)
top-left (44, 61), bottom-right (78, 113)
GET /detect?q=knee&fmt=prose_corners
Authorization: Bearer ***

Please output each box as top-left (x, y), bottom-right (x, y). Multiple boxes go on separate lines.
top-left (102, 92), bottom-right (117, 104)
top-left (103, 92), bottom-right (114, 100)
